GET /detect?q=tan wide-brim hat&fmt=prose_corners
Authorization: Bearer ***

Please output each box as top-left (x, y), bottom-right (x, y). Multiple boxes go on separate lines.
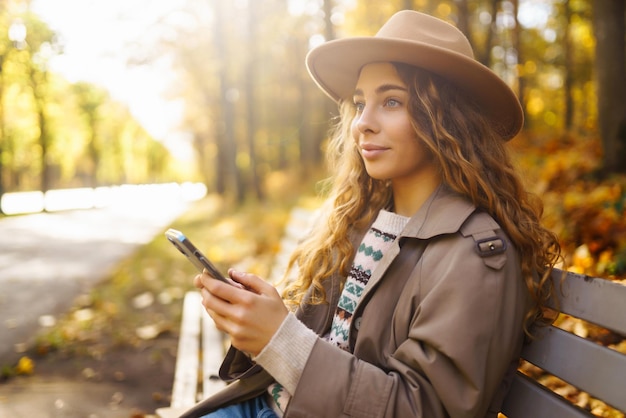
top-left (306, 10), bottom-right (524, 140)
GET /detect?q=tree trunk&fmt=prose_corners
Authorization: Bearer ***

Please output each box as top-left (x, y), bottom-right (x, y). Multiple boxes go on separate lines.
top-left (87, 114), bottom-right (99, 187)
top-left (593, 0), bottom-right (626, 174)
top-left (455, 0), bottom-right (473, 47)
top-left (314, 0), bottom-right (336, 169)
top-left (212, 0), bottom-right (241, 198)
top-left (30, 67), bottom-right (51, 193)
top-left (511, 0), bottom-right (526, 124)
top-left (245, 0), bottom-right (264, 201)
top-left (480, 0), bottom-right (500, 67)
top-left (0, 59), bottom-right (5, 214)
top-left (563, 0), bottom-right (574, 132)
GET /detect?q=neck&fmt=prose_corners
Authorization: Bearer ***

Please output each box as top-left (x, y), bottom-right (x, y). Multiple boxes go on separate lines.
top-left (391, 172), bottom-right (442, 217)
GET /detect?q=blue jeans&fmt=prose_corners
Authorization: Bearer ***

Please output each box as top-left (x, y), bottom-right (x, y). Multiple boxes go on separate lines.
top-left (200, 395), bottom-right (278, 418)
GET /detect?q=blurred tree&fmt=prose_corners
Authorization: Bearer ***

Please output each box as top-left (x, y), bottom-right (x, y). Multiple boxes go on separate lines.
top-left (244, 0), bottom-right (263, 201)
top-left (0, 5), bottom-right (29, 210)
top-left (563, 0), bottom-right (574, 131)
top-left (479, 0), bottom-right (500, 67)
top-left (72, 82), bottom-right (108, 187)
top-left (0, 19), bottom-right (12, 212)
top-left (0, 4), bottom-right (181, 195)
top-left (510, 0), bottom-right (525, 113)
top-left (90, 100), bottom-right (131, 185)
top-left (212, 0), bottom-right (242, 202)
top-left (169, 15), bottom-right (219, 190)
top-left (309, 0), bottom-right (338, 171)
top-left (17, 11), bottom-right (58, 193)
top-left (592, 0), bottom-right (626, 174)
top-left (455, 0), bottom-right (473, 45)
top-left (150, 0), bottom-right (334, 200)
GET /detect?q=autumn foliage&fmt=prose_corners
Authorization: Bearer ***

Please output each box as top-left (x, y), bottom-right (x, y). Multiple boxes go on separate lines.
top-left (512, 133), bottom-right (626, 282)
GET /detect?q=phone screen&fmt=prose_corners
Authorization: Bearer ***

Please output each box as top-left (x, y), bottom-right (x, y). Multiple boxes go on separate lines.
top-left (165, 228), bottom-right (229, 283)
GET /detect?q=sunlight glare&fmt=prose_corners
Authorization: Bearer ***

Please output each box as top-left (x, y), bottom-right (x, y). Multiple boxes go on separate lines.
top-left (309, 34), bottom-right (325, 50)
top-left (518, 0), bottom-right (550, 29)
top-left (0, 183), bottom-right (207, 215)
top-left (1, 192), bottom-right (45, 215)
top-left (288, 0), bottom-right (322, 17)
top-left (45, 188), bottom-right (96, 212)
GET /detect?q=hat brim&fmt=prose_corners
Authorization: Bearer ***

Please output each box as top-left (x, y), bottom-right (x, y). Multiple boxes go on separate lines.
top-left (306, 37), bottom-right (524, 140)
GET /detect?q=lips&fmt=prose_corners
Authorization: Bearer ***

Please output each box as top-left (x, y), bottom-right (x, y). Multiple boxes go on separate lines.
top-left (360, 143), bottom-right (389, 159)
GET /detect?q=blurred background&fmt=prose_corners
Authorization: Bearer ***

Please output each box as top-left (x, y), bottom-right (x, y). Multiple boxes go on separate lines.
top-left (0, 0), bottom-right (618, 208)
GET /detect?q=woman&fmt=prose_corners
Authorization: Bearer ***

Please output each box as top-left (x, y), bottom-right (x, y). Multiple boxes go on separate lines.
top-left (183, 10), bottom-right (561, 418)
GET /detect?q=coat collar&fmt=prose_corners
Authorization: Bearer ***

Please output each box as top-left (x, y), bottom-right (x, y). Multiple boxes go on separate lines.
top-left (400, 184), bottom-right (476, 240)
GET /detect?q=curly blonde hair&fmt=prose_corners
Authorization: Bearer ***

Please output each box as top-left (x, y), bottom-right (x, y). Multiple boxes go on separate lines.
top-left (283, 63), bottom-right (561, 336)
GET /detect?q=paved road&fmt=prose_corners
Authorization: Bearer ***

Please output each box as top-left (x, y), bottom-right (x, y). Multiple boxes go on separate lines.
top-left (0, 184), bottom-right (196, 366)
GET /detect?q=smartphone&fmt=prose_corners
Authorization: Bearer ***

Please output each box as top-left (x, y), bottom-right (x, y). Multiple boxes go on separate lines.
top-left (165, 228), bottom-right (230, 284)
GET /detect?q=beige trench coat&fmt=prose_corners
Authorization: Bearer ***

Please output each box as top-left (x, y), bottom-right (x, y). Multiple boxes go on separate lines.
top-left (181, 186), bottom-right (528, 418)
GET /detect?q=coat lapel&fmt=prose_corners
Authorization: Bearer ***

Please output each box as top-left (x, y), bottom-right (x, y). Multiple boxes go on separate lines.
top-left (357, 185), bottom-right (476, 313)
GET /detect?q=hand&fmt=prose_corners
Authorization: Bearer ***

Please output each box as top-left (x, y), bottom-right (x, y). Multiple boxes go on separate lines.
top-left (194, 269), bottom-right (288, 356)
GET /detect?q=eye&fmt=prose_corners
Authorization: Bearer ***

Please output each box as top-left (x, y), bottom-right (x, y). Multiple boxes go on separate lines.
top-left (385, 98), bottom-right (401, 107)
top-left (353, 101), bottom-right (365, 112)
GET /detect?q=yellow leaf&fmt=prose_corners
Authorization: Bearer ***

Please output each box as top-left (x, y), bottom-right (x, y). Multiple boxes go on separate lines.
top-left (15, 356), bottom-right (34, 375)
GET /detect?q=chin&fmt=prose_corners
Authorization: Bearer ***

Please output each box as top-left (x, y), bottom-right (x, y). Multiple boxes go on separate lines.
top-left (365, 171), bottom-right (391, 181)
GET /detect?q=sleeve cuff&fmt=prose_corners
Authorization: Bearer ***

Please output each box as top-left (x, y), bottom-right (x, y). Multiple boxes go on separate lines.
top-left (253, 312), bottom-right (318, 394)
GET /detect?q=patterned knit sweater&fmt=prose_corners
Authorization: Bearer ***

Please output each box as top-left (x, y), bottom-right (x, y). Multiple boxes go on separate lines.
top-left (260, 210), bottom-right (409, 415)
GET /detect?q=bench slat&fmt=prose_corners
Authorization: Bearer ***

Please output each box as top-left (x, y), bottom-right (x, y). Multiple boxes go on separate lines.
top-left (549, 270), bottom-right (626, 336)
top-left (501, 372), bottom-right (593, 418)
top-left (171, 291), bottom-right (202, 409)
top-left (201, 301), bottom-right (227, 398)
top-left (522, 325), bottom-right (626, 411)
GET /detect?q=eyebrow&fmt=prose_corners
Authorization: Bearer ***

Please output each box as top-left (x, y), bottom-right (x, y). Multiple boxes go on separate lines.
top-left (353, 83), bottom-right (408, 97)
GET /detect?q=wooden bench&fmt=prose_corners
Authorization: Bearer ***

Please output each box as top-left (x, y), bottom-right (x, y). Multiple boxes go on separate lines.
top-left (501, 269), bottom-right (626, 417)
top-left (156, 207), bottom-right (316, 418)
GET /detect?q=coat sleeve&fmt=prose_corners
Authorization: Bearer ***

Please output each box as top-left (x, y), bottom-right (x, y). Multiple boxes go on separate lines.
top-left (284, 232), bottom-right (527, 418)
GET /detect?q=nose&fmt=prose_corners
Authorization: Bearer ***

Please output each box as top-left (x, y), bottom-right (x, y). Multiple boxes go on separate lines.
top-left (354, 105), bottom-right (379, 134)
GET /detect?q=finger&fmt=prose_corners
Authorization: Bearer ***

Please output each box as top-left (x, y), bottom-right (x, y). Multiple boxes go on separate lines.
top-left (198, 268), bottom-right (245, 291)
top-left (193, 273), bottom-right (204, 289)
top-left (228, 270), bottom-right (269, 294)
top-left (198, 270), bottom-right (228, 290)
top-left (199, 286), bottom-right (235, 318)
top-left (200, 288), bottom-right (244, 337)
top-left (202, 275), bottom-right (246, 304)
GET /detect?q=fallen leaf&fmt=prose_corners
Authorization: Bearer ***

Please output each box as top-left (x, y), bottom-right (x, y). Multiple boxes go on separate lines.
top-left (15, 356), bottom-right (34, 375)
top-left (133, 292), bottom-right (155, 309)
top-left (136, 324), bottom-right (161, 340)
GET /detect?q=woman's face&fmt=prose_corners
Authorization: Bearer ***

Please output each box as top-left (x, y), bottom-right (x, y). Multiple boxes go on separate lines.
top-left (351, 63), bottom-right (439, 188)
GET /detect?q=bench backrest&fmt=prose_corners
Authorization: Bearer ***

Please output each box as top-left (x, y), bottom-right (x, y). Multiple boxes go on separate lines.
top-left (501, 269), bottom-right (626, 417)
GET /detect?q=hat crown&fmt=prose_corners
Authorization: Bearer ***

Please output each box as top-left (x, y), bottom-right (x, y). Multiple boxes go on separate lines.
top-left (375, 11), bottom-right (474, 60)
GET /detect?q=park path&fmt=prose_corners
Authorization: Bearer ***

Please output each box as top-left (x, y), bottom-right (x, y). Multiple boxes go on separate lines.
top-left (0, 184), bottom-right (198, 367)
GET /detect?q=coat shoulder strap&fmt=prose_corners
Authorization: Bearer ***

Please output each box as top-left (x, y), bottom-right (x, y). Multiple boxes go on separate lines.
top-left (459, 211), bottom-right (508, 269)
